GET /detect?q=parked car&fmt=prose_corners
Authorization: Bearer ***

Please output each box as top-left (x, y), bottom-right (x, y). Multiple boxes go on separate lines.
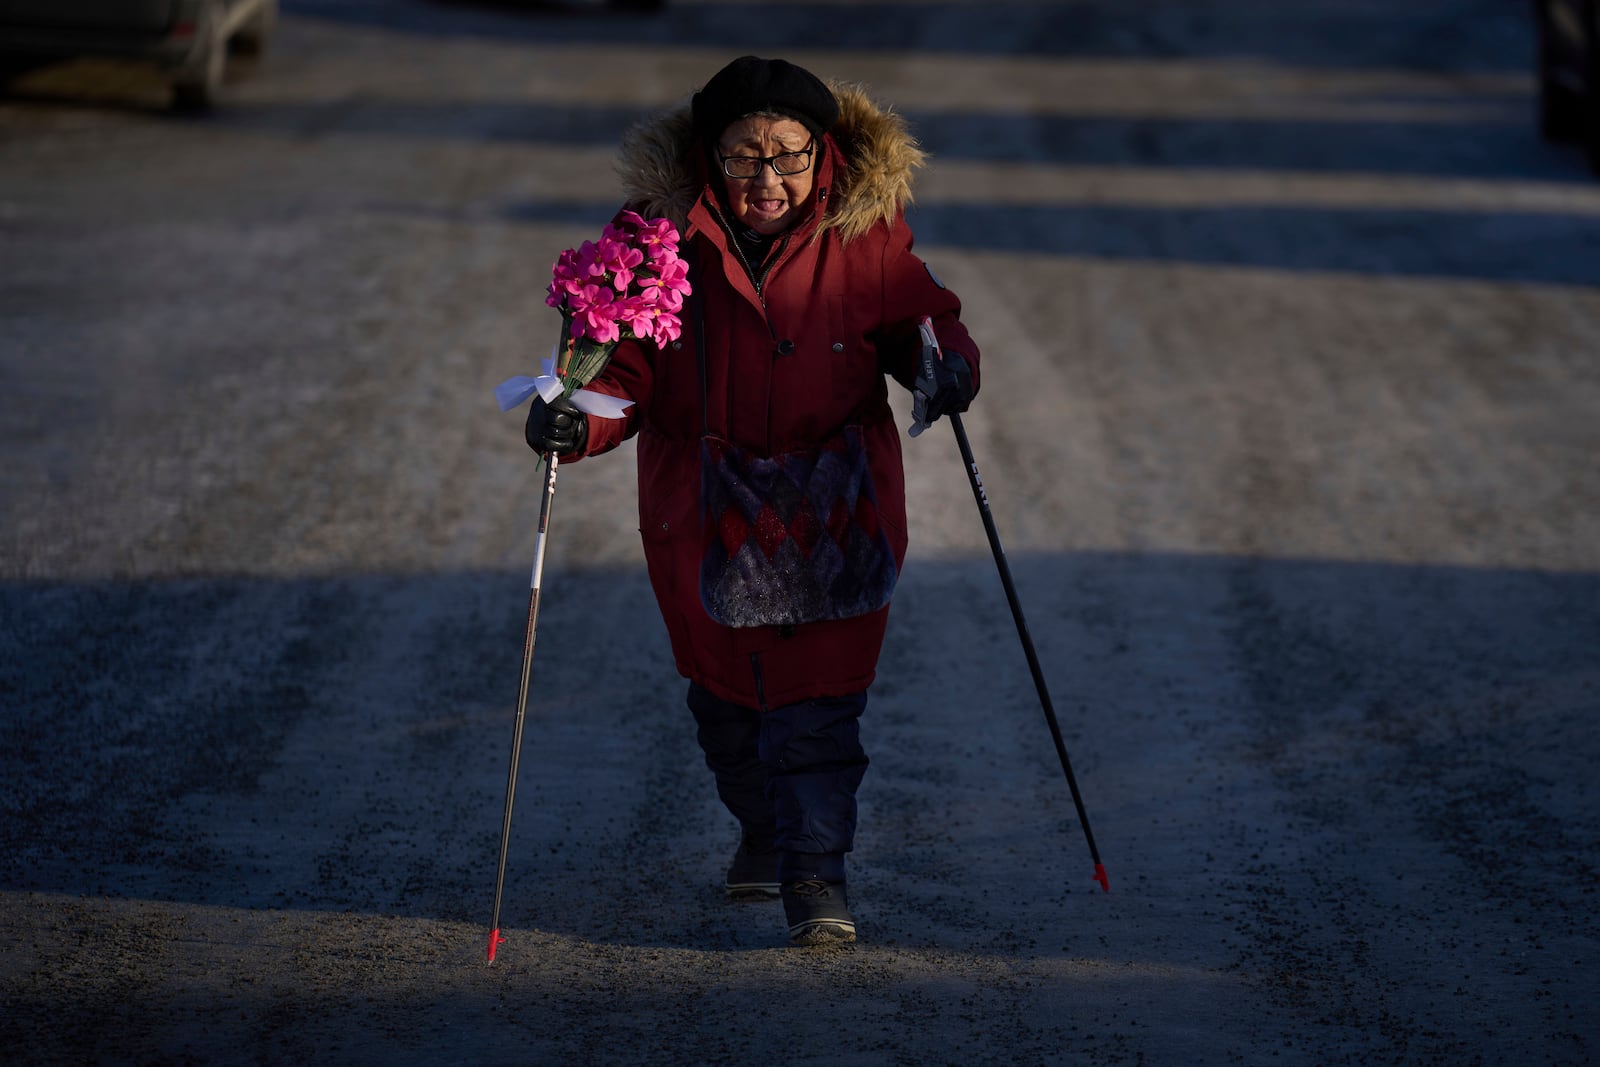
top-left (0, 0), bottom-right (276, 111)
top-left (1536, 0), bottom-right (1600, 171)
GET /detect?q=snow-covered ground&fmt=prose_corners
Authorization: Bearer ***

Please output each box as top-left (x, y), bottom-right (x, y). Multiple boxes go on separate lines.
top-left (2, 1), bottom-right (1596, 1063)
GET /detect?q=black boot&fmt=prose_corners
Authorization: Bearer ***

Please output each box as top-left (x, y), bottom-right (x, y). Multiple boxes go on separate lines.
top-left (689, 684), bottom-right (780, 899)
top-left (724, 832), bottom-right (780, 901)
top-left (759, 693), bottom-right (869, 946)
top-left (781, 879), bottom-right (855, 945)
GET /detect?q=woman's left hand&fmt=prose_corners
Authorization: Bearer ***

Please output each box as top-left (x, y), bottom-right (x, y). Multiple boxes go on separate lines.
top-left (923, 349), bottom-right (975, 423)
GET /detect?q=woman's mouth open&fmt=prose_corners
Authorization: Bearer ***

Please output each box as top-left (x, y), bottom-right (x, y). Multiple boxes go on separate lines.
top-left (749, 198), bottom-right (787, 220)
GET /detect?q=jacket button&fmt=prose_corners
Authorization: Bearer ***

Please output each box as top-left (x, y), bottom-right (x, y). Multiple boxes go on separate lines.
top-left (832, 342), bottom-right (844, 352)
top-left (776, 339), bottom-right (795, 355)
top-left (672, 341), bottom-right (683, 350)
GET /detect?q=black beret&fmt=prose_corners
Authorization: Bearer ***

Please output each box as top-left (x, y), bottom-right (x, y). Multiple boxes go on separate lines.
top-left (692, 56), bottom-right (839, 143)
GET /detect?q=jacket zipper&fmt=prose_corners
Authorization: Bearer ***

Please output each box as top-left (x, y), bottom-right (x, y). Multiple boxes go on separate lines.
top-left (712, 207), bottom-right (789, 452)
top-left (714, 205), bottom-right (787, 331)
top-left (749, 652), bottom-right (769, 714)
top-left (752, 234), bottom-right (790, 299)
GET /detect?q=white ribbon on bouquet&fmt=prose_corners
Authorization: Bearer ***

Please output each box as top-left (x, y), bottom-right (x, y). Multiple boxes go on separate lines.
top-left (493, 341), bottom-right (635, 419)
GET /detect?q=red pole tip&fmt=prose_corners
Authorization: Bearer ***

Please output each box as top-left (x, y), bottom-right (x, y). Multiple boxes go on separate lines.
top-left (486, 928), bottom-right (505, 963)
top-left (1093, 864), bottom-right (1110, 893)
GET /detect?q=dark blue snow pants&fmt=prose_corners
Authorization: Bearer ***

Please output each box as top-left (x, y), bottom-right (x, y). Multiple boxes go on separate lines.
top-left (687, 682), bottom-right (869, 884)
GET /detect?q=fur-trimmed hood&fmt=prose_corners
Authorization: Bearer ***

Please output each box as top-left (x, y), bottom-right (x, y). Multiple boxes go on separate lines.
top-left (614, 81), bottom-right (924, 244)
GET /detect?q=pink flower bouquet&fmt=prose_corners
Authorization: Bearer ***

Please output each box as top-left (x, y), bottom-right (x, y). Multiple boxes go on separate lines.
top-left (495, 211), bottom-right (691, 419)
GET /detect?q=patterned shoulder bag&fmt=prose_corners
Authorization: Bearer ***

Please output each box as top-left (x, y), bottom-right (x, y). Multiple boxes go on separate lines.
top-left (693, 286), bottom-right (898, 628)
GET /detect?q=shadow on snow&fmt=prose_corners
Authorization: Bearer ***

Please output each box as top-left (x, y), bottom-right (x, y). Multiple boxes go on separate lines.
top-left (2, 551), bottom-right (1596, 944)
top-left (210, 94), bottom-right (1600, 284)
top-left (285, 0), bottom-right (1534, 74)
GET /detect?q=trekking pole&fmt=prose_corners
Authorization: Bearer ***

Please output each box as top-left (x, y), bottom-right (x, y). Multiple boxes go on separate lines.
top-left (487, 452), bottom-right (560, 963)
top-left (912, 318), bottom-right (1109, 893)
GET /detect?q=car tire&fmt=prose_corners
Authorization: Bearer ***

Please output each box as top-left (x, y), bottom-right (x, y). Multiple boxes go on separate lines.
top-left (232, 0), bottom-right (278, 58)
top-left (1539, 0), bottom-right (1585, 139)
top-left (172, 4), bottom-right (228, 112)
top-left (1579, 3), bottom-right (1600, 173)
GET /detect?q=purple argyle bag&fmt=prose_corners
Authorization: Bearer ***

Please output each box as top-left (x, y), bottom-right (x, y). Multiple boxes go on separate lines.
top-left (699, 427), bottom-right (897, 628)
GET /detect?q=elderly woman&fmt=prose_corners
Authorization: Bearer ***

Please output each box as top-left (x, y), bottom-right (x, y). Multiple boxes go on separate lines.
top-left (526, 56), bottom-right (980, 945)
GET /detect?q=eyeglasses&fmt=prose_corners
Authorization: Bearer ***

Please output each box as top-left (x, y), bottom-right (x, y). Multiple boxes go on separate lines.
top-left (718, 142), bottom-right (814, 179)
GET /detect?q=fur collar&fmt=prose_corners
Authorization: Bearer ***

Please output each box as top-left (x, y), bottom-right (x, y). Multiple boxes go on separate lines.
top-left (614, 82), bottom-right (924, 244)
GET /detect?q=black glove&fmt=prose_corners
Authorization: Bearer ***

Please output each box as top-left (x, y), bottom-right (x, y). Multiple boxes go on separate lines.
top-left (923, 349), bottom-right (974, 423)
top-left (524, 392), bottom-right (589, 456)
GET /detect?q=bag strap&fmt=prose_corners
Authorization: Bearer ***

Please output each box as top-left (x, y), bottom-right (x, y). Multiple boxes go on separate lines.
top-left (693, 274), bottom-right (709, 438)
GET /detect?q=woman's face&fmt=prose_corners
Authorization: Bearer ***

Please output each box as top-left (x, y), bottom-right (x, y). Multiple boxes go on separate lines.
top-left (716, 116), bottom-right (816, 236)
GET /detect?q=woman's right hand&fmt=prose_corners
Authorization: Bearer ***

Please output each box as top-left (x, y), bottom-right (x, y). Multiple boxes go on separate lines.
top-left (525, 393), bottom-right (589, 456)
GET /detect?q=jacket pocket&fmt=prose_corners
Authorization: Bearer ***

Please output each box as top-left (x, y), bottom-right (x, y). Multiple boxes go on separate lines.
top-left (637, 429), bottom-right (698, 545)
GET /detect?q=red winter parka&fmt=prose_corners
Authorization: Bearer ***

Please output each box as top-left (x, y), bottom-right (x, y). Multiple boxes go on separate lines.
top-left (570, 83), bottom-right (981, 710)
